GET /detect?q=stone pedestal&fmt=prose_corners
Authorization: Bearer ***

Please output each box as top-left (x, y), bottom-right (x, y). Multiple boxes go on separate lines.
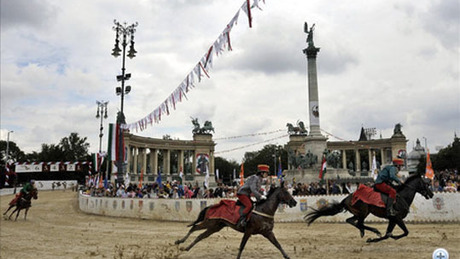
top-left (304, 134), bottom-right (328, 163)
top-left (284, 168), bottom-right (351, 184)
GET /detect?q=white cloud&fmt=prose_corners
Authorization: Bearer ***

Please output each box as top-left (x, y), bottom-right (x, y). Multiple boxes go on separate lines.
top-left (1, 0), bottom-right (459, 163)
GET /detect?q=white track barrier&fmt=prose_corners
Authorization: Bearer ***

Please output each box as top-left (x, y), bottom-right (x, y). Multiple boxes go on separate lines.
top-left (0, 180), bottom-right (78, 196)
top-left (78, 192), bottom-right (460, 223)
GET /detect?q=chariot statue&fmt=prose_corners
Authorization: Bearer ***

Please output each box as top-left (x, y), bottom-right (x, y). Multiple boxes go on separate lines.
top-left (191, 117), bottom-right (215, 134)
top-left (286, 120), bottom-right (308, 135)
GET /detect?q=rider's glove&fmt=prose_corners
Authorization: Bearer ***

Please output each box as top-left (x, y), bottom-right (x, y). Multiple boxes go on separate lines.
top-left (260, 195), bottom-right (267, 200)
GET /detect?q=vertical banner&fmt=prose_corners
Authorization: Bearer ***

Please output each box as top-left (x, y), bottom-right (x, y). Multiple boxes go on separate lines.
top-left (309, 101), bottom-right (320, 126)
top-left (195, 154), bottom-right (209, 174)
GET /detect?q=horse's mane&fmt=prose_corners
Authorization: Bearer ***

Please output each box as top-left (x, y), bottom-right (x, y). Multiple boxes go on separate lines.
top-left (403, 173), bottom-right (422, 185)
top-left (267, 186), bottom-right (279, 198)
top-left (256, 186), bottom-right (280, 206)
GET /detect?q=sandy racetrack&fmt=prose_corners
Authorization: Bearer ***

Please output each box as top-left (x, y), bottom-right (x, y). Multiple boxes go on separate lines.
top-left (1, 190), bottom-right (459, 259)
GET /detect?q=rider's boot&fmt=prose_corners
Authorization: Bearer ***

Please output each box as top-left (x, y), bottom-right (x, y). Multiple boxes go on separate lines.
top-left (386, 197), bottom-right (397, 217)
top-left (237, 215), bottom-right (247, 228)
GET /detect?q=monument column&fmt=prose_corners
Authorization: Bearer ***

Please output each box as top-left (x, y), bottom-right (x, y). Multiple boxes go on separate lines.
top-left (303, 22), bottom-right (328, 164)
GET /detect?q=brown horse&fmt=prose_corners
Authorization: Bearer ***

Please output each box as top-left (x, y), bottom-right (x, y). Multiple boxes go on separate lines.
top-left (3, 188), bottom-right (38, 221)
top-left (305, 173), bottom-right (433, 242)
top-left (175, 183), bottom-right (297, 259)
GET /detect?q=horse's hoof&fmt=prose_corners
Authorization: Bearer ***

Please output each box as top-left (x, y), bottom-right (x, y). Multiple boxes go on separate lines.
top-left (179, 247), bottom-right (186, 251)
top-left (366, 238), bottom-right (374, 243)
top-left (174, 240), bottom-right (181, 245)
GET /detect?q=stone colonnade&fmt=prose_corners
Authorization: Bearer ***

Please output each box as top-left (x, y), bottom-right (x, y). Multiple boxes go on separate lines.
top-left (116, 133), bottom-right (216, 184)
top-left (287, 134), bottom-right (407, 172)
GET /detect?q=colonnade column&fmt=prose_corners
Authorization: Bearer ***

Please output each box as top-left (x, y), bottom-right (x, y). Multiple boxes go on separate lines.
top-left (210, 151), bottom-right (215, 176)
top-left (342, 150), bottom-right (347, 169)
top-left (150, 149), bottom-right (158, 175)
top-left (192, 152), bottom-right (197, 175)
top-left (164, 149), bottom-right (171, 176)
top-left (133, 147), bottom-right (138, 174)
top-left (178, 150), bottom-right (184, 173)
top-left (368, 149), bottom-right (373, 171)
top-left (142, 148), bottom-right (147, 175)
top-left (126, 145), bottom-right (132, 174)
top-left (355, 149), bottom-right (361, 171)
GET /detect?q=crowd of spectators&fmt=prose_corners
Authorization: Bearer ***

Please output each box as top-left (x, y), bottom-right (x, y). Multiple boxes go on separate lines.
top-left (430, 169), bottom-right (459, 192)
top-left (83, 178), bottom-right (362, 199)
top-left (83, 180), bottom-right (240, 199)
top-left (82, 169), bottom-right (459, 199)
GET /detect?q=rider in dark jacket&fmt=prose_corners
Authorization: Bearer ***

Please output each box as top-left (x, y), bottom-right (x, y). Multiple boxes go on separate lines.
top-left (374, 160), bottom-right (402, 216)
top-left (236, 164), bottom-right (269, 228)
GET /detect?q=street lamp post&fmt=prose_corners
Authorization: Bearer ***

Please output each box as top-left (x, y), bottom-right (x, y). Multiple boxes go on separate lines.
top-left (422, 137), bottom-right (428, 153)
top-left (96, 101), bottom-right (108, 185)
top-left (5, 130), bottom-right (16, 193)
top-left (5, 130), bottom-right (13, 164)
top-left (96, 101), bottom-right (109, 154)
top-left (111, 20), bottom-right (138, 186)
top-left (272, 146), bottom-right (277, 176)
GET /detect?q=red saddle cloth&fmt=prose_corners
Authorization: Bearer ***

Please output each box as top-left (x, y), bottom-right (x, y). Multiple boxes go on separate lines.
top-left (9, 194), bottom-right (20, 206)
top-left (351, 184), bottom-right (385, 208)
top-left (205, 200), bottom-right (247, 225)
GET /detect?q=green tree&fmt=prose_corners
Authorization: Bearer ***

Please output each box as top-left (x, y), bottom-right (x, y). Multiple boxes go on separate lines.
top-left (416, 135), bottom-right (460, 174)
top-left (433, 135), bottom-right (460, 171)
top-left (38, 143), bottom-right (64, 161)
top-left (59, 132), bottom-right (91, 161)
top-left (19, 132), bottom-right (91, 162)
top-left (0, 140), bottom-right (26, 165)
top-left (242, 144), bottom-right (288, 177)
top-left (214, 157), bottom-right (239, 184)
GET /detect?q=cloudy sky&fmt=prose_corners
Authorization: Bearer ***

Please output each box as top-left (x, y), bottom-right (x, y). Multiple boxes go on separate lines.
top-left (1, 0), bottom-right (459, 163)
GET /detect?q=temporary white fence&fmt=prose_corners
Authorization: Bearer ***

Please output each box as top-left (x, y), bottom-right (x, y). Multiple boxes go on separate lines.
top-left (78, 192), bottom-right (460, 223)
top-left (0, 180), bottom-right (78, 196)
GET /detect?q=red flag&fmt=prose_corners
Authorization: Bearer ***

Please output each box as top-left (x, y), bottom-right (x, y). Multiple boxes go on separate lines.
top-left (425, 150), bottom-right (434, 180)
top-left (98, 174), bottom-right (103, 188)
top-left (139, 169), bottom-right (144, 188)
top-left (239, 163), bottom-right (244, 186)
top-left (319, 156), bottom-right (327, 179)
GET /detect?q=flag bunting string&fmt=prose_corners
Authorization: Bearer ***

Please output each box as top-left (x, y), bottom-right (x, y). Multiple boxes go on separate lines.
top-left (121, 0), bottom-right (267, 132)
top-left (214, 129), bottom-right (284, 141)
top-left (215, 134), bottom-right (288, 154)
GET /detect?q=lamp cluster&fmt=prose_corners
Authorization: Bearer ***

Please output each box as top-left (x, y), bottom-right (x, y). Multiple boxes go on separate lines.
top-left (111, 20), bottom-right (138, 117)
top-left (96, 100), bottom-right (109, 119)
top-left (111, 20), bottom-right (138, 59)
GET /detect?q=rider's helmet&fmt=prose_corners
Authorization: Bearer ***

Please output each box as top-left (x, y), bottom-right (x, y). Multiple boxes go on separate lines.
top-left (256, 164), bottom-right (270, 176)
top-left (30, 179), bottom-right (36, 185)
top-left (392, 159), bottom-right (404, 169)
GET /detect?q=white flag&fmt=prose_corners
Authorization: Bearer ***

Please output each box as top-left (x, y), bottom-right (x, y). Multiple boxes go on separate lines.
top-left (372, 153), bottom-right (378, 181)
top-left (204, 165), bottom-right (210, 189)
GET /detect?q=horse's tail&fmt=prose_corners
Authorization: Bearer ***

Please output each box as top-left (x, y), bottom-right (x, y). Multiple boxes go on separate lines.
top-left (187, 207), bottom-right (210, 227)
top-left (304, 199), bottom-right (346, 226)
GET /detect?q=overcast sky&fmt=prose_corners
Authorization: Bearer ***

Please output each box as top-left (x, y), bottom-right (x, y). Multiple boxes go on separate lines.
top-left (1, 0), bottom-right (459, 163)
